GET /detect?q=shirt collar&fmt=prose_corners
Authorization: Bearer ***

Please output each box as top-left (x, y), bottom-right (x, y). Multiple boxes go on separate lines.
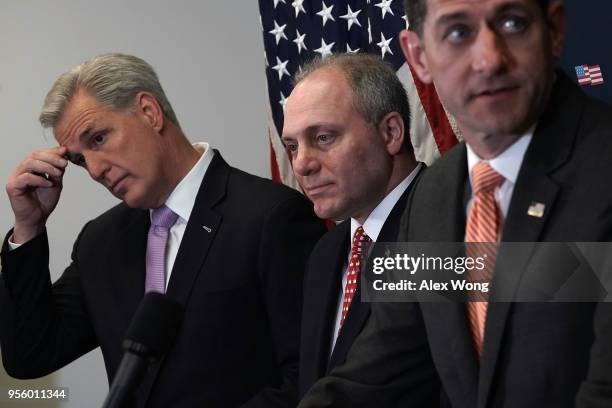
top-left (155, 142), bottom-right (214, 223)
top-left (350, 162), bottom-right (423, 242)
top-left (467, 126), bottom-right (535, 186)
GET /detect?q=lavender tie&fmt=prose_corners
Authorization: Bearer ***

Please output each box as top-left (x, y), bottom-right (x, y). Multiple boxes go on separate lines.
top-left (145, 205), bottom-right (179, 293)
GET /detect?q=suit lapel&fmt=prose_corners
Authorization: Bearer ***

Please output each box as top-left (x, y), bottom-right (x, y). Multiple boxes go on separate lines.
top-left (330, 165), bottom-right (425, 370)
top-left (478, 74), bottom-right (586, 407)
top-left (143, 152), bottom-right (228, 403)
top-left (307, 222), bottom-right (349, 376)
top-left (165, 151), bottom-right (227, 305)
top-left (408, 147), bottom-right (480, 406)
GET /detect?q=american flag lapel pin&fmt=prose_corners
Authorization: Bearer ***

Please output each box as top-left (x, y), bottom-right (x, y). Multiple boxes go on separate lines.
top-left (527, 202), bottom-right (546, 218)
top-left (575, 64), bottom-right (605, 86)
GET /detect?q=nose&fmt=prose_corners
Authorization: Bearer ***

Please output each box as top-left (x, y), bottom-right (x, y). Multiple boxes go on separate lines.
top-left (471, 27), bottom-right (509, 75)
top-left (84, 152), bottom-right (110, 183)
top-left (291, 144), bottom-right (320, 178)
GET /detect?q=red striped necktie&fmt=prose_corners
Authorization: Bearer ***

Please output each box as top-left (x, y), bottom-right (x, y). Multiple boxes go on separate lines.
top-left (340, 226), bottom-right (371, 327)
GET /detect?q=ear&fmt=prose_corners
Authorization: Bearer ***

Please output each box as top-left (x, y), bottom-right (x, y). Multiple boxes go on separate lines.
top-left (377, 111), bottom-right (405, 156)
top-left (134, 91), bottom-right (165, 132)
top-left (546, 0), bottom-right (566, 59)
top-left (399, 29), bottom-right (432, 83)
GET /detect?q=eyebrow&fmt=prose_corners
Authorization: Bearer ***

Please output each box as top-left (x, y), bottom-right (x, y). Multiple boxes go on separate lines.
top-left (78, 126), bottom-right (95, 144)
top-left (283, 123), bottom-right (342, 140)
top-left (434, 2), bottom-right (529, 27)
top-left (434, 11), bottom-right (471, 28)
top-left (63, 125), bottom-right (109, 166)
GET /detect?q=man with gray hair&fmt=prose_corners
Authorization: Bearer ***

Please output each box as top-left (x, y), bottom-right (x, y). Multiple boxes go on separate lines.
top-left (281, 53), bottom-right (434, 401)
top-left (1, 53), bottom-right (325, 407)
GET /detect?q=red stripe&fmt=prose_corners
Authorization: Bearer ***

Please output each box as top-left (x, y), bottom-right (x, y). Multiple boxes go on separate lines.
top-left (269, 138), bottom-right (282, 183)
top-left (408, 63), bottom-right (458, 154)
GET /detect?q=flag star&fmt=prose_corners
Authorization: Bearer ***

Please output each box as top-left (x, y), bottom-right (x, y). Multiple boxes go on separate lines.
top-left (291, 0), bottom-right (306, 17)
top-left (279, 92), bottom-right (288, 109)
top-left (375, 0), bottom-right (395, 19)
top-left (293, 29), bottom-right (308, 54)
top-left (273, 0), bottom-right (286, 7)
top-left (377, 33), bottom-right (394, 58)
top-left (367, 18), bottom-right (373, 44)
top-left (340, 5), bottom-right (362, 30)
top-left (314, 38), bottom-right (335, 58)
top-left (402, 14), bottom-right (410, 29)
top-left (269, 21), bottom-right (288, 45)
top-left (346, 44), bottom-right (360, 53)
top-left (272, 57), bottom-right (290, 80)
top-left (317, 1), bottom-right (336, 27)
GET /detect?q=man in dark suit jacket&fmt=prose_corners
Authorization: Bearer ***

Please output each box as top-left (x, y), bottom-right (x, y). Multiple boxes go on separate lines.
top-left (0, 53), bottom-right (325, 407)
top-left (298, 0), bottom-right (612, 407)
top-left (281, 53), bottom-right (434, 401)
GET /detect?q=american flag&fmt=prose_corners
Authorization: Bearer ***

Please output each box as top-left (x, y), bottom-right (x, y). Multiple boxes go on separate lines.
top-left (575, 64), bottom-right (605, 86)
top-left (258, 0), bottom-right (458, 190)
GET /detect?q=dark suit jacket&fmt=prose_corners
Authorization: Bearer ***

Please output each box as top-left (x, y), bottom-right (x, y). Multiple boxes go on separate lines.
top-left (576, 302), bottom-right (612, 408)
top-left (298, 172), bottom-right (420, 398)
top-left (298, 73), bottom-right (612, 408)
top-left (0, 152), bottom-right (326, 408)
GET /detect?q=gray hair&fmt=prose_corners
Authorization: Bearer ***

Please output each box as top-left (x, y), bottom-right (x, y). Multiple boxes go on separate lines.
top-left (294, 53), bottom-right (412, 152)
top-left (404, 0), bottom-right (551, 37)
top-left (39, 53), bottom-right (180, 129)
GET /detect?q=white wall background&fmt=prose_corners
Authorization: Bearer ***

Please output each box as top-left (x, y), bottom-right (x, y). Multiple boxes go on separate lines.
top-left (0, 1), bottom-right (269, 406)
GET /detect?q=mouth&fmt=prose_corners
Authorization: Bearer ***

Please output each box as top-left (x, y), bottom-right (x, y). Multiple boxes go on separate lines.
top-left (472, 85), bottom-right (519, 101)
top-left (304, 183), bottom-right (333, 197)
top-left (109, 175), bottom-right (127, 195)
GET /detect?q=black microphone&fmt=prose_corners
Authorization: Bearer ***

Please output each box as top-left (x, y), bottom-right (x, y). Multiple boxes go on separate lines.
top-left (101, 292), bottom-right (183, 408)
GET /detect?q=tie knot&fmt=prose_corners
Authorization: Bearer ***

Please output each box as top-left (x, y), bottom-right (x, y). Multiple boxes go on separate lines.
top-left (151, 205), bottom-right (179, 228)
top-left (352, 226), bottom-right (371, 253)
top-left (472, 162), bottom-right (505, 194)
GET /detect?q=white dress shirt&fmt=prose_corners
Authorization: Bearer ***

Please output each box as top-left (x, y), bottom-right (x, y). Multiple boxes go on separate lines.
top-left (329, 162), bottom-right (423, 355)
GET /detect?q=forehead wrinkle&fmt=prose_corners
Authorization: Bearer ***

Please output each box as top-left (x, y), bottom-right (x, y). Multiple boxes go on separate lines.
top-left (55, 106), bottom-right (99, 148)
top-left (432, 0), bottom-right (532, 17)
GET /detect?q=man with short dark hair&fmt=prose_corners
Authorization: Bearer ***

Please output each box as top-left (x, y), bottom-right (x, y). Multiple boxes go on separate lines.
top-left (282, 53), bottom-right (431, 400)
top-left (1, 53), bottom-right (325, 407)
top-left (298, 0), bottom-right (612, 406)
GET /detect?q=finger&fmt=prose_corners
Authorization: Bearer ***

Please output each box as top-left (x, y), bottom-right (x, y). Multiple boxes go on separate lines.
top-left (10, 172), bottom-right (55, 191)
top-left (22, 158), bottom-right (65, 178)
top-left (30, 149), bottom-right (69, 169)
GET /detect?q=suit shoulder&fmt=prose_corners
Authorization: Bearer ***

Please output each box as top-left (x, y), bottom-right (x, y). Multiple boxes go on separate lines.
top-left (226, 166), bottom-right (310, 209)
top-left (84, 202), bottom-right (141, 233)
top-left (580, 95), bottom-right (612, 138)
top-left (414, 143), bottom-right (465, 190)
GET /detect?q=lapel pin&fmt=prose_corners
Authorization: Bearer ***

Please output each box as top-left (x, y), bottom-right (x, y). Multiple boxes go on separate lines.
top-left (202, 225), bottom-right (212, 233)
top-left (527, 202), bottom-right (545, 218)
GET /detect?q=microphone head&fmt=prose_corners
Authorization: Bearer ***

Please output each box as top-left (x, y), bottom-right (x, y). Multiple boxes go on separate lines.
top-left (123, 292), bottom-right (183, 360)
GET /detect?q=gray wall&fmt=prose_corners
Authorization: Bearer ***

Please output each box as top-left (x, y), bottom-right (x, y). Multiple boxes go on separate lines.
top-left (0, 1), bottom-right (268, 406)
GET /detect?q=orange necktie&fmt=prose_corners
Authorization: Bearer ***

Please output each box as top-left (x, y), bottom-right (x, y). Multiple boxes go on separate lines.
top-left (465, 162), bottom-right (505, 356)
